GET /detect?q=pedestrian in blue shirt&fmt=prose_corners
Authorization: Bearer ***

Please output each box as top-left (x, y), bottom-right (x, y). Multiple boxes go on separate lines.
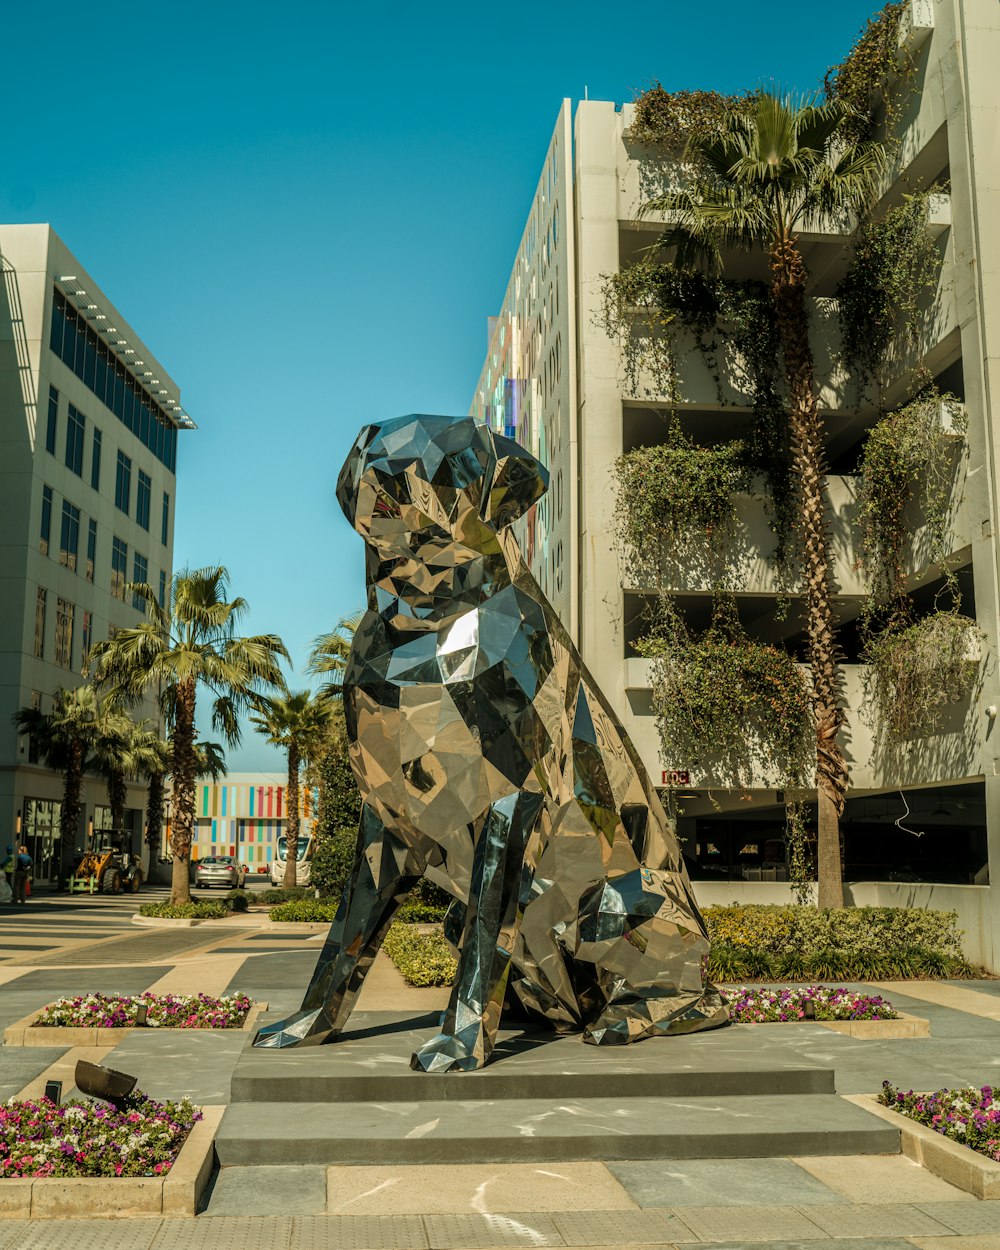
top-left (12, 846), bottom-right (32, 905)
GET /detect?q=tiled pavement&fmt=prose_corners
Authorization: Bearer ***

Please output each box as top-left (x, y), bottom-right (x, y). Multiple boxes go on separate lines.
top-left (5, 897), bottom-right (1000, 1246)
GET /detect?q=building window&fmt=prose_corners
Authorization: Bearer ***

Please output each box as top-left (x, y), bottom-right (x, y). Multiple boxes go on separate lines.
top-left (46, 387), bottom-right (58, 455)
top-left (86, 519), bottom-right (97, 582)
top-left (40, 486), bottom-right (53, 556)
top-left (59, 501), bottom-right (80, 571)
top-left (158, 569), bottom-right (167, 610)
top-left (65, 404), bottom-right (85, 476)
top-left (50, 287), bottom-right (179, 474)
top-left (91, 428), bottom-right (102, 491)
top-left (55, 598), bottom-right (74, 668)
top-left (161, 492), bottom-right (170, 545)
top-left (111, 537), bottom-right (128, 601)
top-left (136, 470), bottom-right (152, 530)
top-left (114, 451), bottom-right (132, 514)
top-left (27, 690), bottom-right (41, 763)
top-left (133, 552), bottom-right (148, 609)
top-left (34, 588), bottom-right (47, 658)
top-left (81, 610), bottom-right (93, 672)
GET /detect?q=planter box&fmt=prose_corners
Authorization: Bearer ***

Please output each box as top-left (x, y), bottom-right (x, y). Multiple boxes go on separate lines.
top-left (733, 1011), bottom-right (929, 1039)
top-left (4, 1001), bottom-right (267, 1048)
top-left (0, 1105), bottom-right (223, 1218)
top-left (849, 1093), bottom-right (1000, 1200)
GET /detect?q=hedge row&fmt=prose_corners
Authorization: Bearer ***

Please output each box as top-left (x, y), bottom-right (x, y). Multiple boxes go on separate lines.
top-left (383, 923), bottom-right (457, 987)
top-left (267, 896), bottom-right (449, 924)
top-left (138, 890), bottom-right (248, 920)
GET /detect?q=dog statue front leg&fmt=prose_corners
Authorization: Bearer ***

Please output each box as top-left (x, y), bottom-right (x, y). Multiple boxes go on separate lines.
top-left (254, 804), bottom-right (422, 1048)
top-left (412, 789), bottom-right (543, 1072)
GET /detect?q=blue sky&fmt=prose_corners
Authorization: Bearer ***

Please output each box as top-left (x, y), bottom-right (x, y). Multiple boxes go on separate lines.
top-left (5, 0), bottom-right (883, 768)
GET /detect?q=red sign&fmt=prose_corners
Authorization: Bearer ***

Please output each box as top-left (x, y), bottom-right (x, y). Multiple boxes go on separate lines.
top-left (661, 770), bottom-right (690, 787)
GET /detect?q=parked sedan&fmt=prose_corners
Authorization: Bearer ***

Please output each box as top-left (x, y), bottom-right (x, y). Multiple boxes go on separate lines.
top-left (194, 855), bottom-right (247, 889)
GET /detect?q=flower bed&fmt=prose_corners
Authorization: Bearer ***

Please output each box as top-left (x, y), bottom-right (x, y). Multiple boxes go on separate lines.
top-left (0, 1094), bottom-right (200, 1179)
top-left (32, 992), bottom-right (252, 1030)
top-left (727, 985), bottom-right (898, 1023)
top-left (879, 1081), bottom-right (1000, 1162)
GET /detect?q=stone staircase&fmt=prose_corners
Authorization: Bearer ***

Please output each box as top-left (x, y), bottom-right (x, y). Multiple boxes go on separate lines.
top-left (215, 1009), bottom-right (899, 1166)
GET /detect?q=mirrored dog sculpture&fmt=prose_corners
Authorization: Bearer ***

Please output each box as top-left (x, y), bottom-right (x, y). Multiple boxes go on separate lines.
top-left (254, 414), bottom-right (728, 1069)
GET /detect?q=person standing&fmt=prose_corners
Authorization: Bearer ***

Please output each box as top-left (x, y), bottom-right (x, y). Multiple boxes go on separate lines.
top-left (12, 845), bottom-right (32, 905)
top-left (2, 846), bottom-right (13, 891)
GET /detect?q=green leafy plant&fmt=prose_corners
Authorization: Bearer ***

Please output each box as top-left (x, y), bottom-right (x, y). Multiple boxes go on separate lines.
top-left (628, 87), bottom-right (753, 149)
top-left (857, 391), bottom-right (967, 605)
top-left (825, 2), bottom-right (914, 142)
top-left (639, 597), bottom-right (814, 792)
top-left (838, 191), bottom-right (943, 400)
top-left (383, 923), bottom-right (458, 987)
top-left (251, 886), bottom-right (315, 906)
top-left (862, 611), bottom-right (985, 739)
top-left (137, 900), bottom-right (230, 920)
top-left (310, 826), bottom-right (357, 900)
top-left (269, 898), bottom-right (338, 923)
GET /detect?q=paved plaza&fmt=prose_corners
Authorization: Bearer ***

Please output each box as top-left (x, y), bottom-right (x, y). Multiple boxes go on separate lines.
top-left (3, 891), bottom-right (1000, 1247)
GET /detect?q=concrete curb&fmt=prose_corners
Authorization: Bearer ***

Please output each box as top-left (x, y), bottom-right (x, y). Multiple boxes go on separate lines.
top-left (4, 1002), bottom-right (268, 1047)
top-left (0, 1105), bottom-right (223, 1218)
top-left (847, 1092), bottom-right (1000, 1199)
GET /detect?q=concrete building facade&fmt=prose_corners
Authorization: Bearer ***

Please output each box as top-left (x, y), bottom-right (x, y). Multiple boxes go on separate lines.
top-left (0, 224), bottom-right (194, 884)
top-left (471, 0), bottom-right (1000, 967)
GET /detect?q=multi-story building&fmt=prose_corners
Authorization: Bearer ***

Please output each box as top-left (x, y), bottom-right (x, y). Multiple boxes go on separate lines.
top-left (0, 224), bottom-right (194, 885)
top-left (471, 0), bottom-right (1000, 967)
top-left (175, 774), bottom-right (319, 873)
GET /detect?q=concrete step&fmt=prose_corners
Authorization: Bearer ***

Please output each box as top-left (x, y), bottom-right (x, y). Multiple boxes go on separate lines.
top-left (232, 1011), bottom-right (837, 1103)
top-left (215, 1093), bottom-right (899, 1166)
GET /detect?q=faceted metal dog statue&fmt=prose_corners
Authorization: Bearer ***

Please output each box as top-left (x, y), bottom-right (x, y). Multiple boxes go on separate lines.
top-left (254, 414), bottom-right (728, 1070)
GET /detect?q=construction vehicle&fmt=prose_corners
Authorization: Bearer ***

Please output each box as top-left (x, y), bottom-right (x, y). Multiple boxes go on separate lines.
top-left (68, 834), bottom-right (144, 895)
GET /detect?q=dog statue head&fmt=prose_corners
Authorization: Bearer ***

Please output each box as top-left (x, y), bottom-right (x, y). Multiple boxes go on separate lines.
top-left (337, 415), bottom-right (548, 557)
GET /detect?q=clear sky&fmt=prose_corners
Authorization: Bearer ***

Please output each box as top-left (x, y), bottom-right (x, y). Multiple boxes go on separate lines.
top-left (4, 0), bottom-right (883, 768)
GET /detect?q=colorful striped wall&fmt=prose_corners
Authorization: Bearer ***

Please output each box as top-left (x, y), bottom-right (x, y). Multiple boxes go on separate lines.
top-left (183, 778), bottom-right (319, 866)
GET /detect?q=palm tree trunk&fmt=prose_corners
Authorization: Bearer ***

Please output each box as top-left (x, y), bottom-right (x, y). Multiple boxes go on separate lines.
top-left (285, 740), bottom-right (300, 889)
top-left (771, 237), bottom-right (849, 909)
top-left (146, 771), bottom-right (164, 859)
top-left (109, 771), bottom-right (127, 834)
top-left (171, 676), bottom-right (197, 906)
top-left (60, 739), bottom-right (84, 883)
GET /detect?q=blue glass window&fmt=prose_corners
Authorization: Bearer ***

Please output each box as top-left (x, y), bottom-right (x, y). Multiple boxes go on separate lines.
top-left (59, 500), bottom-right (80, 572)
top-left (46, 387), bottom-right (58, 455)
top-left (133, 552), bottom-right (148, 609)
top-left (91, 428), bottom-right (102, 491)
top-left (65, 405), bottom-right (85, 476)
top-left (86, 518), bottom-right (97, 583)
top-left (111, 536), bottom-right (128, 600)
top-left (40, 485), bottom-right (53, 556)
top-left (115, 451), bottom-right (132, 514)
top-left (161, 492), bottom-right (170, 545)
top-left (136, 470), bottom-right (151, 530)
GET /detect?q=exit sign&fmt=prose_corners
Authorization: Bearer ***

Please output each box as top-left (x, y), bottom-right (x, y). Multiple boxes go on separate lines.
top-left (661, 770), bottom-right (690, 787)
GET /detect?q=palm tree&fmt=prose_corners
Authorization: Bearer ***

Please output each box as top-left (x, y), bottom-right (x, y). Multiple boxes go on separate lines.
top-left (644, 93), bottom-right (885, 907)
top-left (307, 612), bottom-right (363, 702)
top-left (249, 692), bottom-right (331, 887)
top-left (90, 715), bottom-right (163, 836)
top-left (144, 738), bottom-right (225, 865)
top-left (13, 685), bottom-right (129, 876)
top-left (89, 566), bottom-right (288, 905)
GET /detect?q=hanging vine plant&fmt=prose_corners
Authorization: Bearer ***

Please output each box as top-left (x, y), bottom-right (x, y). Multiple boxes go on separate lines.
top-left (637, 597), bottom-right (814, 792)
top-left (825, 1), bottom-right (916, 143)
top-left (837, 190), bottom-right (943, 401)
top-left (862, 611), bottom-right (985, 739)
top-left (627, 87), bottom-right (752, 151)
top-left (857, 390), bottom-right (967, 606)
top-left (602, 262), bottom-right (794, 573)
top-left (614, 433), bottom-right (747, 584)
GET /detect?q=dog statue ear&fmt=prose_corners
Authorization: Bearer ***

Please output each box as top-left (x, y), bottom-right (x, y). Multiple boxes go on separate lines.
top-left (337, 425), bottom-right (379, 530)
top-left (481, 431), bottom-right (549, 529)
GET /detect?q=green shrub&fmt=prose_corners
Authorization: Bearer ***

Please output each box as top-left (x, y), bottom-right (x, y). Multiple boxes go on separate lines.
top-left (310, 826), bottom-right (356, 900)
top-left (269, 899), bottom-right (339, 923)
top-left (252, 886), bottom-right (314, 907)
top-left (224, 890), bottom-right (249, 912)
top-left (703, 904), bottom-right (970, 980)
top-left (383, 923), bottom-right (457, 987)
top-left (396, 898), bottom-right (449, 923)
top-left (138, 900), bottom-right (230, 920)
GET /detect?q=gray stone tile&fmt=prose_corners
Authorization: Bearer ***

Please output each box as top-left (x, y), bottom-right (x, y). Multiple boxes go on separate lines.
top-left (0, 1046), bottom-right (67, 1100)
top-left (103, 1027), bottom-right (247, 1104)
top-left (608, 1158), bottom-right (846, 1207)
top-left (292, 1216), bottom-right (428, 1249)
top-left (671, 1204), bottom-right (829, 1242)
top-left (204, 1165), bottom-right (327, 1215)
top-left (0, 1224), bottom-right (28, 1250)
top-left (698, 1242), bottom-right (915, 1250)
top-left (801, 1202), bottom-right (955, 1237)
top-left (552, 1209), bottom-right (694, 1243)
top-left (148, 1218), bottom-right (292, 1250)
top-left (915, 1201), bottom-right (1000, 1235)
top-left (11, 1219), bottom-right (160, 1250)
top-left (422, 1212), bottom-right (563, 1247)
